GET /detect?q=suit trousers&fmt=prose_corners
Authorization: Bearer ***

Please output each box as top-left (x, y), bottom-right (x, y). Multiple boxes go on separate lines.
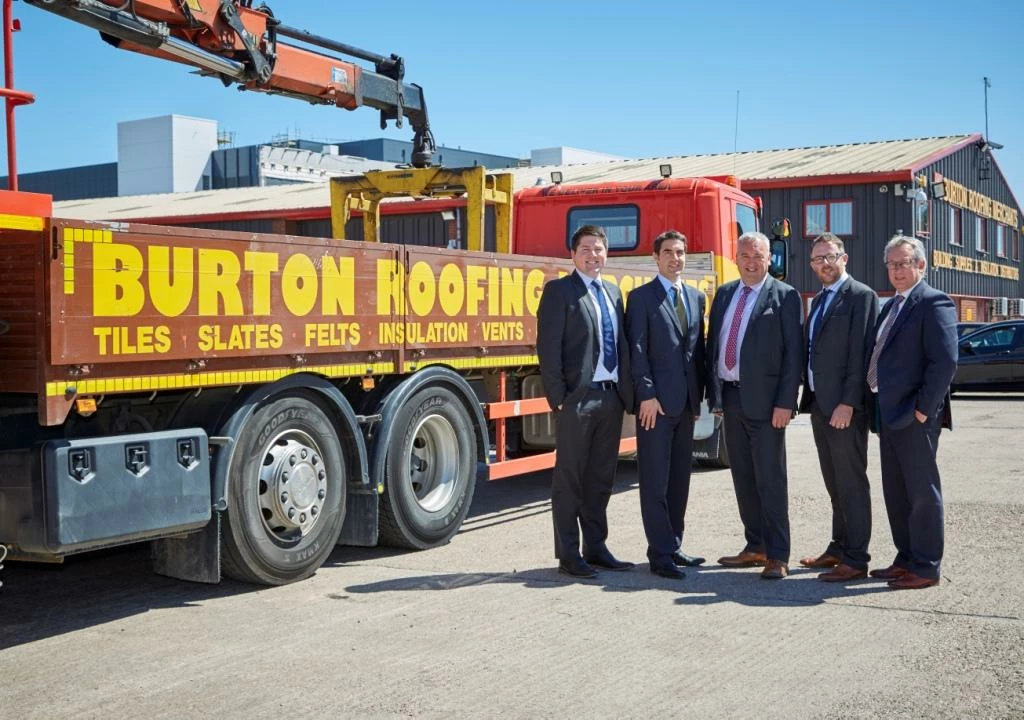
top-left (722, 384), bottom-right (791, 562)
top-left (636, 410), bottom-right (695, 562)
top-left (809, 396), bottom-right (872, 569)
top-left (551, 387), bottom-right (624, 560)
top-left (878, 414), bottom-right (944, 579)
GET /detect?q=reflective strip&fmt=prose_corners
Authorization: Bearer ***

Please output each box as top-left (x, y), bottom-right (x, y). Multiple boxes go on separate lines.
top-left (0, 213), bottom-right (44, 231)
top-left (46, 361), bottom-right (397, 397)
top-left (403, 355), bottom-right (539, 373)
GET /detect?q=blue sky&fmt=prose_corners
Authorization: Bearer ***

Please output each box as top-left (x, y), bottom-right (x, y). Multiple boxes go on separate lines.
top-left (4, 1), bottom-right (1023, 200)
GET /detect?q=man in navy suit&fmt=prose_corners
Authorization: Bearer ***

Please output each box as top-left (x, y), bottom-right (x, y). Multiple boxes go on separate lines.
top-left (625, 230), bottom-right (707, 580)
top-left (866, 235), bottom-right (957, 590)
top-left (537, 225), bottom-right (635, 579)
top-left (798, 233), bottom-right (879, 582)
top-left (706, 232), bottom-right (802, 579)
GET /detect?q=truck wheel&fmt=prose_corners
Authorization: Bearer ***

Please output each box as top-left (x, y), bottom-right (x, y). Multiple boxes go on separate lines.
top-left (222, 394), bottom-right (346, 585)
top-left (379, 386), bottom-right (476, 549)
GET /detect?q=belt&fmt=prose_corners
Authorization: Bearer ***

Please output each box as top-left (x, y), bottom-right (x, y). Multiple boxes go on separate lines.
top-left (722, 380), bottom-right (741, 389)
top-left (589, 381), bottom-right (617, 391)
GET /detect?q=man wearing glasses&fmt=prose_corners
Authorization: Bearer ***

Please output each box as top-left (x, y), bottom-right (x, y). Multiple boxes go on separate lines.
top-left (798, 233), bottom-right (878, 582)
top-left (866, 236), bottom-right (957, 590)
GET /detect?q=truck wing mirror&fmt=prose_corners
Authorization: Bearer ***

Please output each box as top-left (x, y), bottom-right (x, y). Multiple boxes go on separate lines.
top-left (769, 238), bottom-right (788, 281)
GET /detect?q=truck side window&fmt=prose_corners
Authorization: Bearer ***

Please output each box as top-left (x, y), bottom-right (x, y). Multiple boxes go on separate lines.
top-left (567, 205), bottom-right (639, 251)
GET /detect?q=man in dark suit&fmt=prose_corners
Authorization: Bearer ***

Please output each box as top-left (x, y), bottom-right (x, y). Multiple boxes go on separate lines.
top-left (706, 231), bottom-right (802, 579)
top-left (625, 230), bottom-right (707, 580)
top-left (536, 224), bottom-right (635, 579)
top-left (797, 233), bottom-right (879, 582)
top-left (866, 235), bottom-right (957, 590)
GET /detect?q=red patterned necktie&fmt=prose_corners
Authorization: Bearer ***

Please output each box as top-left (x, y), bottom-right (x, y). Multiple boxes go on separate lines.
top-left (724, 286), bottom-right (752, 370)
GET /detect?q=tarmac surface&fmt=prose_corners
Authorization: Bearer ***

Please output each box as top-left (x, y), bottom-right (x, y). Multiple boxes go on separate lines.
top-left (1, 394), bottom-right (1022, 719)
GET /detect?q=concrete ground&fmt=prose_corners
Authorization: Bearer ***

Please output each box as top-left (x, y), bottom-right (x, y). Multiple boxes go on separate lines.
top-left (1, 394), bottom-right (1022, 719)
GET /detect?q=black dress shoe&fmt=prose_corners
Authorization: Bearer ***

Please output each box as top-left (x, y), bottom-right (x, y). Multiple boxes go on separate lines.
top-left (584, 549), bottom-right (635, 571)
top-left (558, 557), bottom-right (597, 578)
top-left (649, 559), bottom-right (686, 580)
top-left (672, 551), bottom-right (706, 567)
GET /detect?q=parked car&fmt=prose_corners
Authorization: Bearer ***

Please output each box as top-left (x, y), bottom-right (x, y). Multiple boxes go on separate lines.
top-left (957, 321), bottom-right (988, 337)
top-left (951, 320), bottom-right (1024, 392)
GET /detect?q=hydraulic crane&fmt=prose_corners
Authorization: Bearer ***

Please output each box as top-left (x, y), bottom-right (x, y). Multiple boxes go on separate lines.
top-left (22, 0), bottom-right (436, 166)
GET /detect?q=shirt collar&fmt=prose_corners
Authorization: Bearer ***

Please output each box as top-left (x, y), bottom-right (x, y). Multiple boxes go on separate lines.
top-left (822, 272), bottom-right (849, 293)
top-left (575, 269), bottom-right (602, 286)
top-left (657, 274), bottom-right (682, 294)
top-left (742, 274), bottom-right (769, 294)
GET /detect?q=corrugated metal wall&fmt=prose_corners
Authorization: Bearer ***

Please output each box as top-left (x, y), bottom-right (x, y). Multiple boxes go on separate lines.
top-left (1, 163), bottom-right (118, 200)
top-left (750, 182), bottom-right (911, 296)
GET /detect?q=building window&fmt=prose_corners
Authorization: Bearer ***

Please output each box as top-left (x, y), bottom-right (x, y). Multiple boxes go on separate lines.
top-left (949, 207), bottom-right (962, 246)
top-left (1012, 229), bottom-right (1020, 262)
top-left (976, 216), bottom-right (987, 253)
top-left (566, 205), bottom-right (639, 251)
top-left (995, 224), bottom-right (1006, 257)
top-left (803, 200), bottom-right (853, 237)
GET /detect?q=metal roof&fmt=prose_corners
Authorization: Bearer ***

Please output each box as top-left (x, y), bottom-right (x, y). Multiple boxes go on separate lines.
top-left (54, 135), bottom-right (976, 222)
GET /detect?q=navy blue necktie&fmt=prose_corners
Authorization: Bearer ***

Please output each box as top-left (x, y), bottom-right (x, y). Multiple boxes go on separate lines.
top-left (809, 289), bottom-right (830, 374)
top-left (591, 280), bottom-right (617, 372)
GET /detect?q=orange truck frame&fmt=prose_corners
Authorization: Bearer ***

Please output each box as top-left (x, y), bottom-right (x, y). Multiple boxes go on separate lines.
top-left (0, 0), bottom-right (788, 586)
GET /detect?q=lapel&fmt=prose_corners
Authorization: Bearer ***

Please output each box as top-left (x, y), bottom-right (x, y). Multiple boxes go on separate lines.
top-left (571, 272), bottom-right (600, 337)
top-left (745, 277), bottom-right (773, 332)
top-left (883, 282), bottom-right (924, 352)
top-left (819, 277), bottom-right (849, 329)
top-left (655, 280), bottom-right (687, 340)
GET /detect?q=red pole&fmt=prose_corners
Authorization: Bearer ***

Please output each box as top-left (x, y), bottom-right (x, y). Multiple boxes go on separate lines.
top-left (2, 0), bottom-right (36, 191)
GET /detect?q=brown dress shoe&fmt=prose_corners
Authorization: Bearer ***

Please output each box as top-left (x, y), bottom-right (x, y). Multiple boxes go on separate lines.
top-left (760, 559), bottom-right (789, 579)
top-left (888, 572), bottom-right (939, 590)
top-left (799, 553), bottom-right (841, 569)
top-left (819, 563), bottom-right (867, 583)
top-left (718, 550), bottom-right (767, 568)
top-left (869, 564), bottom-right (908, 580)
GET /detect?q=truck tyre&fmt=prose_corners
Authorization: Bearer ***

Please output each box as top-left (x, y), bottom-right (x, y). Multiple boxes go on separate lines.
top-left (379, 386), bottom-right (476, 549)
top-left (221, 394), bottom-right (346, 585)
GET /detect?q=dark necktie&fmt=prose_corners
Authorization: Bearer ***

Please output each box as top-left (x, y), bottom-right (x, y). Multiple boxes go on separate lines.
top-left (866, 295), bottom-right (904, 391)
top-left (591, 280), bottom-right (617, 372)
top-left (673, 285), bottom-right (689, 337)
top-left (724, 286), bottom-right (752, 370)
top-left (808, 288), bottom-right (831, 373)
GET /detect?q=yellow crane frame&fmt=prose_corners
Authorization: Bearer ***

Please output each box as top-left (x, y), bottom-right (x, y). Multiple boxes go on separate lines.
top-left (329, 166), bottom-right (514, 253)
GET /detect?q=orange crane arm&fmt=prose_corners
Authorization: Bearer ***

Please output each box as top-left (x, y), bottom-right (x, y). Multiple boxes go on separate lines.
top-left (23, 0), bottom-right (436, 166)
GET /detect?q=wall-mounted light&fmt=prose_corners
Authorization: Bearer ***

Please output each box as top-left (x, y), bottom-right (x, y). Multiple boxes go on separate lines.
top-left (931, 180), bottom-right (946, 199)
top-left (550, 171), bottom-right (563, 184)
top-left (440, 210), bottom-right (455, 222)
top-left (659, 164), bottom-right (672, 178)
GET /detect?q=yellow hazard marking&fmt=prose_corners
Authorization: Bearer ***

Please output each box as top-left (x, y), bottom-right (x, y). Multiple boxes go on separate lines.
top-left (0, 214), bottom-right (45, 231)
top-left (403, 355), bottom-right (539, 373)
top-left (46, 362), bottom-right (397, 398)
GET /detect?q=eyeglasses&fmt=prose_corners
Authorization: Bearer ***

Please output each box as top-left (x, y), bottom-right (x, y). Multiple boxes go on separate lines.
top-left (809, 253), bottom-right (843, 266)
top-left (884, 259), bottom-right (917, 270)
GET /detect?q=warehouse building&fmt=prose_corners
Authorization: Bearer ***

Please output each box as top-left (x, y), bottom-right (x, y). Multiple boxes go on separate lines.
top-left (44, 134), bottom-right (1024, 319)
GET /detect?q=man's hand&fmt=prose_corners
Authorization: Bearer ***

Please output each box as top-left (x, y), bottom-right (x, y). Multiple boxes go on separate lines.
top-left (771, 407), bottom-right (793, 429)
top-left (829, 403), bottom-right (854, 430)
top-left (915, 409), bottom-right (928, 424)
top-left (638, 398), bottom-right (664, 430)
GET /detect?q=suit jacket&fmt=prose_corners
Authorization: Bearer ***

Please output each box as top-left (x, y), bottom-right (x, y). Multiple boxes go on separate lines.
top-left (865, 281), bottom-right (957, 430)
top-left (625, 279), bottom-right (706, 417)
top-left (799, 276), bottom-right (879, 416)
top-left (536, 272), bottom-right (633, 412)
top-left (705, 276), bottom-right (802, 420)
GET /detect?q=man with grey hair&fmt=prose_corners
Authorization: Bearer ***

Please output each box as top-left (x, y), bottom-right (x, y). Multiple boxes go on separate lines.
top-left (866, 235), bottom-right (957, 590)
top-left (706, 231), bottom-right (802, 579)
